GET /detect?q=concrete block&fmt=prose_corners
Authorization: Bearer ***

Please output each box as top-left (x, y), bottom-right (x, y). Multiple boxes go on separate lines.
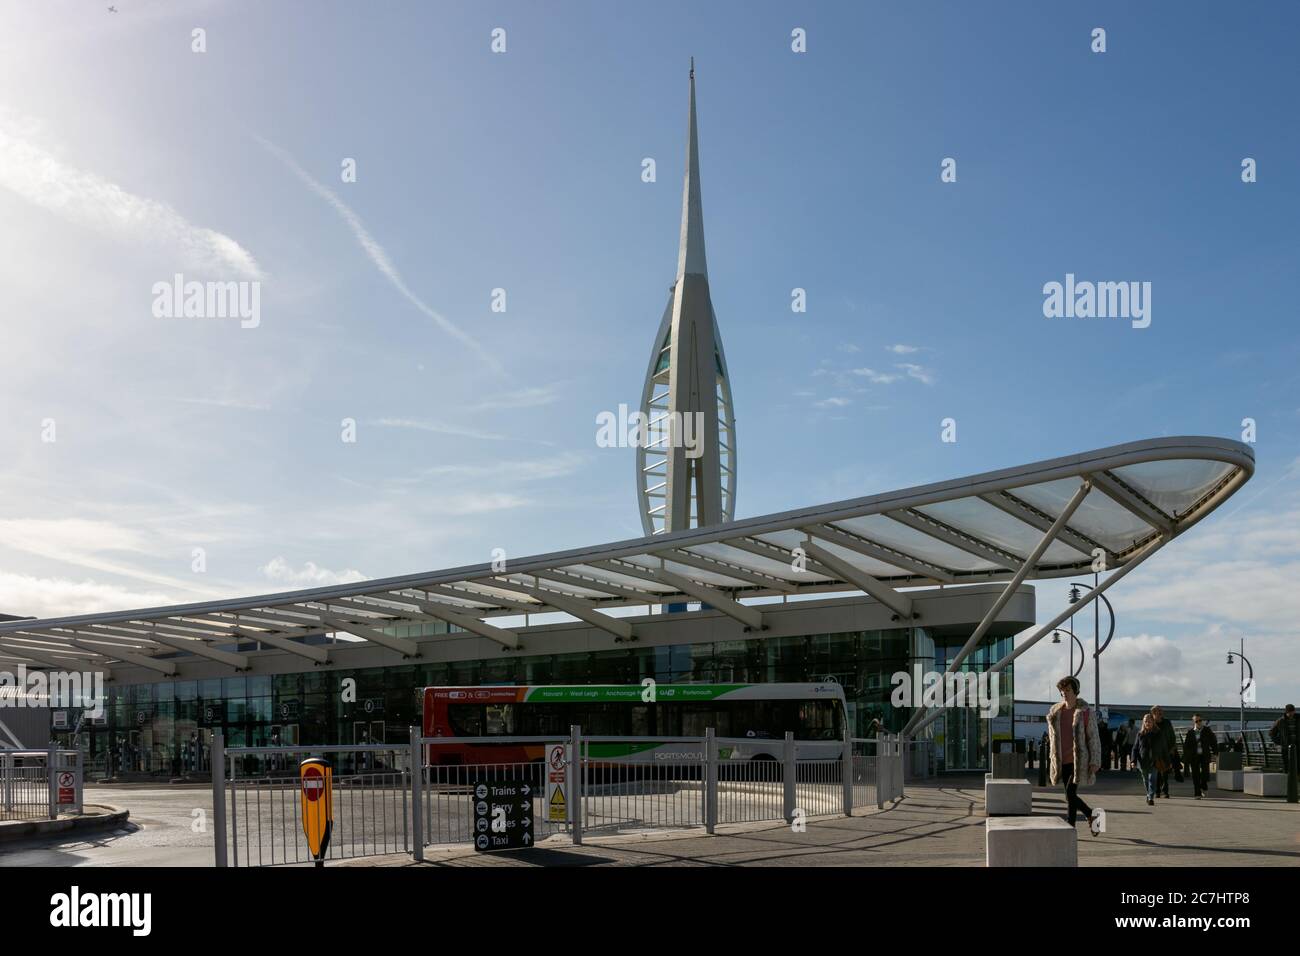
top-left (986, 816), bottom-right (1077, 867)
top-left (991, 753), bottom-right (1025, 779)
top-left (984, 778), bottom-right (1033, 816)
top-left (1216, 751), bottom-right (1242, 771)
top-left (1216, 770), bottom-right (1243, 791)
top-left (1243, 772), bottom-right (1285, 796)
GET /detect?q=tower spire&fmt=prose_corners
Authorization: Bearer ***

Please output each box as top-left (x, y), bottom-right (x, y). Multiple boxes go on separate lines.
top-left (638, 62), bottom-right (737, 536)
top-left (677, 59), bottom-right (707, 280)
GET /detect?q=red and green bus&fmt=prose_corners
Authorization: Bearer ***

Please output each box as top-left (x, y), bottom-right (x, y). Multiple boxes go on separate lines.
top-left (421, 682), bottom-right (847, 766)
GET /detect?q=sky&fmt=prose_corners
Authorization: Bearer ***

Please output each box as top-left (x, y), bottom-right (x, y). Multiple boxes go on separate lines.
top-left (0, 1), bottom-right (1297, 709)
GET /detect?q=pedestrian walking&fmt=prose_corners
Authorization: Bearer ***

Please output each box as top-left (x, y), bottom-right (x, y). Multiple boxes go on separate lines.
top-left (1114, 720), bottom-right (1130, 772)
top-left (1046, 676), bottom-right (1104, 835)
top-left (1184, 715), bottom-right (1217, 799)
top-left (1151, 706), bottom-right (1180, 797)
top-left (1099, 719), bottom-right (1114, 771)
top-left (1270, 704), bottom-right (1300, 772)
top-left (1132, 713), bottom-right (1168, 806)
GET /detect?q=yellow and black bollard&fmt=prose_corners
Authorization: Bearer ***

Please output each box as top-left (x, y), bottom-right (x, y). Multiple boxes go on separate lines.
top-left (299, 757), bottom-right (334, 867)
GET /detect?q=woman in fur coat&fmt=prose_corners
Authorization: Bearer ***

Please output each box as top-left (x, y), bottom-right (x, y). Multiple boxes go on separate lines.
top-left (1046, 676), bottom-right (1104, 835)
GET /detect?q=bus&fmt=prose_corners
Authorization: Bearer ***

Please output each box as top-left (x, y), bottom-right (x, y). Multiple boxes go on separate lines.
top-left (421, 682), bottom-right (847, 767)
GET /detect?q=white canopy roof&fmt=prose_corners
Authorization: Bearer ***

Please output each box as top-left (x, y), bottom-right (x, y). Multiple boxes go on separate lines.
top-left (0, 436), bottom-right (1253, 679)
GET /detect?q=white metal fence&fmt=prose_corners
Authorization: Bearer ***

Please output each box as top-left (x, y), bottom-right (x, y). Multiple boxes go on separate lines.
top-left (213, 728), bottom-right (911, 866)
top-left (0, 748), bottom-right (83, 821)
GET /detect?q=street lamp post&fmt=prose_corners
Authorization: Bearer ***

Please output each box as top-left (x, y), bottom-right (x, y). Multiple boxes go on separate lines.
top-left (1069, 579), bottom-right (1116, 711)
top-left (1226, 638), bottom-right (1254, 737)
top-left (1051, 628), bottom-right (1086, 680)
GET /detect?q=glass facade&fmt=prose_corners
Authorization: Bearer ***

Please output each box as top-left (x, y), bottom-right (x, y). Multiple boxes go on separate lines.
top-left (931, 634), bottom-right (1016, 772)
top-left (55, 624), bottom-right (1012, 776)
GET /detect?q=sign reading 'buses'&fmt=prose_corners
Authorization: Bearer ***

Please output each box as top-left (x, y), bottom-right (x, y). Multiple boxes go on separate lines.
top-left (472, 780), bottom-right (534, 852)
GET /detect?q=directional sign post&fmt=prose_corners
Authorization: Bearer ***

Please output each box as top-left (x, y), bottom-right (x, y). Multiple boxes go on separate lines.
top-left (472, 779), bottom-right (534, 853)
top-left (299, 758), bottom-right (334, 867)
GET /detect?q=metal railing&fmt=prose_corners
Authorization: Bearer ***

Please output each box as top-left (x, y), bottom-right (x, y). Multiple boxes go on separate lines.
top-left (0, 748), bottom-right (83, 821)
top-left (214, 728), bottom-right (909, 866)
top-left (214, 735), bottom-right (412, 867)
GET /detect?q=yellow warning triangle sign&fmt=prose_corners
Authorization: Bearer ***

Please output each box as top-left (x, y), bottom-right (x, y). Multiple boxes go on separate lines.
top-left (548, 784), bottom-right (566, 821)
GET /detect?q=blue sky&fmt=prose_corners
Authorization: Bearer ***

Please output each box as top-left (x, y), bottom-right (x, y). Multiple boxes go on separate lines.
top-left (1, 1), bottom-right (1297, 708)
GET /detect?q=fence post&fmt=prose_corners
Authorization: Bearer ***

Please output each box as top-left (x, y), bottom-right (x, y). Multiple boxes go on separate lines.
top-left (2, 751), bottom-right (11, 812)
top-left (841, 724), bottom-right (853, 816)
top-left (782, 731), bottom-right (796, 823)
top-left (1288, 744), bottom-right (1298, 804)
top-left (876, 730), bottom-right (886, 809)
top-left (409, 726), bottom-right (424, 862)
top-left (74, 749), bottom-right (83, 814)
top-left (46, 743), bottom-right (56, 820)
top-left (704, 728), bottom-right (717, 834)
top-left (568, 724), bottom-right (583, 846)
top-left (212, 731), bottom-right (227, 867)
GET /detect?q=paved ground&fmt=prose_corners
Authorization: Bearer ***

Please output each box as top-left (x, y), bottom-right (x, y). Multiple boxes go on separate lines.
top-left (358, 771), bottom-right (1300, 868)
top-left (0, 771), bottom-right (1294, 866)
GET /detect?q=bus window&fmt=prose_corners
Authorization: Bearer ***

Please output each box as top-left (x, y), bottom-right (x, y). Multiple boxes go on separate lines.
top-left (797, 701), bottom-right (842, 740)
top-left (484, 703), bottom-right (515, 735)
top-left (680, 705), bottom-right (730, 737)
top-left (448, 704), bottom-right (483, 737)
top-left (531, 703), bottom-right (566, 737)
top-left (629, 704), bottom-right (650, 736)
top-left (584, 703), bottom-right (623, 735)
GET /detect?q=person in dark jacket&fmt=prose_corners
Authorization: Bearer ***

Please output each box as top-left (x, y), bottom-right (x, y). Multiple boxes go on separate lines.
top-left (1114, 721), bottom-right (1130, 771)
top-left (1099, 720), bottom-right (1114, 770)
top-left (1270, 705), bottom-right (1300, 772)
top-left (1151, 706), bottom-right (1180, 797)
top-left (1132, 713), bottom-right (1169, 806)
top-left (1183, 714), bottom-right (1218, 799)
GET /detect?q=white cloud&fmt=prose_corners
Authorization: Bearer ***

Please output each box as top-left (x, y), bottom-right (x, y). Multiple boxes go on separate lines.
top-left (851, 367), bottom-right (902, 385)
top-left (896, 362), bottom-right (935, 385)
top-left (0, 114), bottom-right (262, 279)
top-left (885, 344), bottom-right (920, 354)
top-left (815, 396), bottom-right (852, 409)
top-left (0, 572), bottom-right (175, 620)
top-left (465, 386), bottom-right (560, 411)
top-left (260, 557), bottom-right (368, 588)
top-left (372, 417), bottom-right (510, 441)
top-left (256, 135), bottom-right (503, 376)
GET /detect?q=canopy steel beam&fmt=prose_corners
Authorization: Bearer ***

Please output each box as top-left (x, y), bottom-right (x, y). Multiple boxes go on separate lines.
top-left (1088, 470), bottom-right (1175, 535)
top-left (801, 537), bottom-right (914, 620)
top-left (486, 579), bottom-right (634, 641)
top-left (314, 612), bottom-right (421, 657)
top-left (656, 549), bottom-right (795, 592)
top-left (977, 491), bottom-right (1108, 562)
top-left (798, 524), bottom-right (955, 583)
top-left (885, 509), bottom-right (1021, 569)
top-left (413, 585), bottom-right (539, 615)
top-left (722, 537), bottom-right (840, 583)
top-left (649, 564), bottom-right (765, 630)
top-left (534, 569), bottom-right (668, 605)
top-left (907, 532), bottom-right (1168, 737)
top-left (901, 480), bottom-right (1092, 737)
top-left (139, 628), bottom-right (249, 670)
top-left (0, 641), bottom-right (113, 678)
top-left (63, 635), bottom-right (176, 675)
top-left (195, 615), bottom-right (332, 664)
top-left (369, 594), bottom-right (521, 649)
